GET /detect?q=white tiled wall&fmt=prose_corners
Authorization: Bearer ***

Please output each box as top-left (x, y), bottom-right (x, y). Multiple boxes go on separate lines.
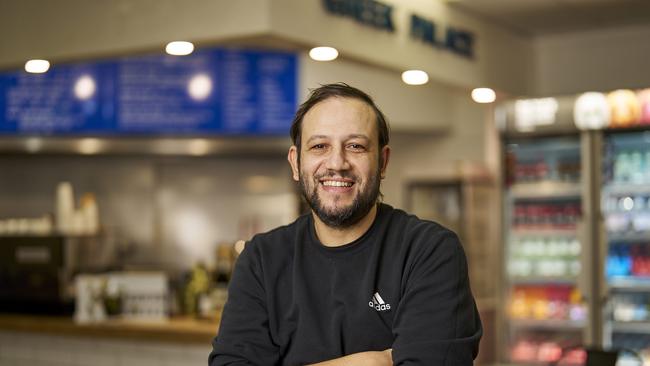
top-left (0, 331), bottom-right (211, 366)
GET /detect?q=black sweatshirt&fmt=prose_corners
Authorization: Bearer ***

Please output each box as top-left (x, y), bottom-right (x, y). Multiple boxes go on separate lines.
top-left (209, 203), bottom-right (482, 365)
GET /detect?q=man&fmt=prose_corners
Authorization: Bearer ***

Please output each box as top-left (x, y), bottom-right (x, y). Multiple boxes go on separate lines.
top-left (209, 83), bottom-right (482, 365)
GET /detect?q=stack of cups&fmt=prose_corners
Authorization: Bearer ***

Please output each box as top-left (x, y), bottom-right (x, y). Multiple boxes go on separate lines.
top-left (56, 182), bottom-right (100, 235)
top-left (56, 182), bottom-right (75, 234)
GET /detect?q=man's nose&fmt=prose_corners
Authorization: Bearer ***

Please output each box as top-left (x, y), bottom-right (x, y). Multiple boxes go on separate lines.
top-left (325, 146), bottom-right (350, 171)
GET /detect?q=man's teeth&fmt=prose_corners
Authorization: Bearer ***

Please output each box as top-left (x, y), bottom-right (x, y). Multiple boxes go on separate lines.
top-left (322, 181), bottom-right (353, 187)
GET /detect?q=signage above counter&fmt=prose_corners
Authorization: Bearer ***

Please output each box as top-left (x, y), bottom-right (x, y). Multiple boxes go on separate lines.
top-left (0, 49), bottom-right (297, 136)
top-left (498, 88), bottom-right (650, 136)
top-left (322, 0), bottom-right (475, 59)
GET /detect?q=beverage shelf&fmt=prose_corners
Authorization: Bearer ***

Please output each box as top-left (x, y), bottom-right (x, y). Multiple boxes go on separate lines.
top-left (607, 231), bottom-right (650, 243)
top-left (511, 228), bottom-right (578, 237)
top-left (510, 181), bottom-right (582, 199)
top-left (603, 184), bottom-right (650, 196)
top-left (510, 276), bottom-right (577, 285)
top-left (608, 277), bottom-right (650, 291)
top-left (611, 321), bottom-right (650, 334)
top-left (509, 319), bottom-right (586, 330)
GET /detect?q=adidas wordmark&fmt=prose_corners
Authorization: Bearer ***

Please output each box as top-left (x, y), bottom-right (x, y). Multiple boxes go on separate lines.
top-left (369, 292), bottom-right (391, 311)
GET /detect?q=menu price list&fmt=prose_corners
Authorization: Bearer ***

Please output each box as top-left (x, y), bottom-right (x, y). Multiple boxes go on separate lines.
top-left (0, 62), bottom-right (113, 134)
top-left (0, 48), bottom-right (297, 136)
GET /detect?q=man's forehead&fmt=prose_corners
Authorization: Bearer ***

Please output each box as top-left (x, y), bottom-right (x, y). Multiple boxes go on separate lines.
top-left (302, 97), bottom-right (377, 135)
top-left (307, 96), bottom-right (373, 114)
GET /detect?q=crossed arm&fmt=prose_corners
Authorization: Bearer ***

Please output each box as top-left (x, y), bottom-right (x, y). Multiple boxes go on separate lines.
top-left (307, 349), bottom-right (393, 366)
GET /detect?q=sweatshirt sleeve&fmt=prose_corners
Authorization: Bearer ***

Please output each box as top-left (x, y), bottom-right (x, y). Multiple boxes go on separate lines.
top-left (391, 230), bottom-right (482, 366)
top-left (209, 240), bottom-right (280, 366)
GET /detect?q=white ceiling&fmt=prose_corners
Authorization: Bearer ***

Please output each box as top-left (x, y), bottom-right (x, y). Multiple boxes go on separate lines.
top-left (446, 0), bottom-right (650, 36)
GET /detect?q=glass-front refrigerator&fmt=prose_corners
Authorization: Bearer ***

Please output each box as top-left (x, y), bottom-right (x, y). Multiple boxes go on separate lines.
top-left (601, 130), bottom-right (650, 365)
top-left (503, 136), bottom-right (590, 366)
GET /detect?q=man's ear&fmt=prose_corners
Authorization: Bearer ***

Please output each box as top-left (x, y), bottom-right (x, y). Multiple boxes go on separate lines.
top-left (288, 145), bottom-right (300, 181)
top-left (380, 145), bottom-right (391, 179)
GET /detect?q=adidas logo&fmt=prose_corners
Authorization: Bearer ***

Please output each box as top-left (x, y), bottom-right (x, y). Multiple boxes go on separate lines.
top-left (368, 292), bottom-right (391, 311)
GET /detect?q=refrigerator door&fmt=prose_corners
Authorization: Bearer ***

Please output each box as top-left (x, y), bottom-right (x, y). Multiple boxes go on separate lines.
top-left (502, 136), bottom-right (591, 365)
top-left (601, 130), bottom-right (650, 365)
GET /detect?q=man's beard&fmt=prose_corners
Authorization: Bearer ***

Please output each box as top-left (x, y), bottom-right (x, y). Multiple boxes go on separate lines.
top-left (299, 169), bottom-right (381, 229)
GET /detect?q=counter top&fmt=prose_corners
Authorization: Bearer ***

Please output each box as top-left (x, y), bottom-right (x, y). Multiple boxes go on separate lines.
top-left (0, 314), bottom-right (219, 344)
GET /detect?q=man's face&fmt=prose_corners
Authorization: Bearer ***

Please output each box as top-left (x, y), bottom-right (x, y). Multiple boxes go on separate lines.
top-left (288, 97), bottom-right (390, 228)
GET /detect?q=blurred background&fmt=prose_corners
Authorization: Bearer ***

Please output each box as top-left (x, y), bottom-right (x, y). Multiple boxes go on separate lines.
top-left (1, 0), bottom-right (650, 365)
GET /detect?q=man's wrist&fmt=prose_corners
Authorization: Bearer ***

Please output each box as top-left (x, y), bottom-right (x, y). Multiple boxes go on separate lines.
top-left (307, 349), bottom-right (392, 366)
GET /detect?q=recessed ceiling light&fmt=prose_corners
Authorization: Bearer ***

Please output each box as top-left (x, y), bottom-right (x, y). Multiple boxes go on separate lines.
top-left (309, 47), bottom-right (339, 61)
top-left (165, 41), bottom-right (194, 56)
top-left (25, 59), bottom-right (50, 73)
top-left (25, 138), bottom-right (43, 153)
top-left (401, 70), bottom-right (428, 85)
top-left (188, 139), bottom-right (210, 156)
top-left (471, 87), bottom-right (496, 103)
top-left (78, 138), bottom-right (103, 155)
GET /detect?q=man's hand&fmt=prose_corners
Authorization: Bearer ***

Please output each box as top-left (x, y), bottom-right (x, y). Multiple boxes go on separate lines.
top-left (307, 349), bottom-right (392, 366)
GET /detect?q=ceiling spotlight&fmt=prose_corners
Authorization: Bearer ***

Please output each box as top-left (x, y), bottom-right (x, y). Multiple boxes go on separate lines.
top-left (471, 88), bottom-right (496, 103)
top-left (78, 138), bottom-right (103, 155)
top-left (188, 139), bottom-right (210, 156)
top-left (309, 47), bottom-right (339, 61)
top-left (165, 41), bottom-right (195, 56)
top-left (25, 59), bottom-right (50, 74)
top-left (401, 70), bottom-right (429, 85)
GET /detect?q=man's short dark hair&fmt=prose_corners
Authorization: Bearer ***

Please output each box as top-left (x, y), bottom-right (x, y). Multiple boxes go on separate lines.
top-left (290, 83), bottom-right (390, 153)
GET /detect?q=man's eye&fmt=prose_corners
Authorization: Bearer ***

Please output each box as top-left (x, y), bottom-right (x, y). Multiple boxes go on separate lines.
top-left (348, 144), bottom-right (365, 150)
top-left (311, 144), bottom-right (326, 150)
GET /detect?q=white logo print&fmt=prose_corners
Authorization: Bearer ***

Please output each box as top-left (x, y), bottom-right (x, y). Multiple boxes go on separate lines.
top-left (368, 292), bottom-right (391, 312)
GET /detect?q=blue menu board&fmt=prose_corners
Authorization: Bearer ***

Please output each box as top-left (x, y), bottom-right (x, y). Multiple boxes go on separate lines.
top-left (0, 49), bottom-right (297, 136)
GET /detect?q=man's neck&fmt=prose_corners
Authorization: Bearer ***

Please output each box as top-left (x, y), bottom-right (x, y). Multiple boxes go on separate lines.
top-left (312, 204), bottom-right (378, 247)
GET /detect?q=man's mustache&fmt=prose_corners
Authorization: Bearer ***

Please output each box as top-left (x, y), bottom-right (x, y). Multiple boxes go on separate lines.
top-left (314, 170), bottom-right (359, 181)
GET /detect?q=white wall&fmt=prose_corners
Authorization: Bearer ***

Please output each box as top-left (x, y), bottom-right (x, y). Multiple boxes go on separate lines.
top-left (534, 24), bottom-right (650, 96)
top-left (0, 0), bottom-right (271, 68)
top-left (0, 155), bottom-right (297, 271)
top-left (272, 0), bottom-right (534, 95)
top-left (300, 55), bottom-right (457, 132)
top-left (0, 0), bottom-right (512, 215)
top-left (381, 92), bottom-right (489, 208)
top-left (0, 0), bottom-right (534, 95)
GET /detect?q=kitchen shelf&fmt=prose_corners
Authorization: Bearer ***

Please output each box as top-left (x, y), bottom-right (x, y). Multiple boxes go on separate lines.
top-left (0, 314), bottom-right (220, 344)
top-left (603, 184), bottom-right (650, 196)
top-left (509, 319), bottom-right (586, 330)
top-left (510, 181), bottom-right (582, 199)
top-left (611, 321), bottom-right (650, 334)
top-left (608, 277), bottom-right (650, 291)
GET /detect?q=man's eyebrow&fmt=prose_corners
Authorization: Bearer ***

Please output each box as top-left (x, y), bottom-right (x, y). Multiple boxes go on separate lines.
top-left (305, 134), bottom-right (370, 144)
top-left (305, 135), bottom-right (328, 144)
top-left (346, 134), bottom-right (370, 141)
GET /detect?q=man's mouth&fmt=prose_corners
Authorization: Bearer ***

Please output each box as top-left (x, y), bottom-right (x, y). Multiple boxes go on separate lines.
top-left (321, 180), bottom-right (354, 188)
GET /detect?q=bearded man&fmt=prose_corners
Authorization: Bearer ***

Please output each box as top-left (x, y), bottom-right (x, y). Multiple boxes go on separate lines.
top-left (209, 83), bottom-right (482, 365)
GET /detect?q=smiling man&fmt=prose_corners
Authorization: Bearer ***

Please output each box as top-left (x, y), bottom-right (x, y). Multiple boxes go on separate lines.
top-left (209, 83), bottom-right (482, 365)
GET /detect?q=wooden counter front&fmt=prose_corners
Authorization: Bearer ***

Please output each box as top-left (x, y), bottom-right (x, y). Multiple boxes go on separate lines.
top-left (0, 314), bottom-right (220, 344)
